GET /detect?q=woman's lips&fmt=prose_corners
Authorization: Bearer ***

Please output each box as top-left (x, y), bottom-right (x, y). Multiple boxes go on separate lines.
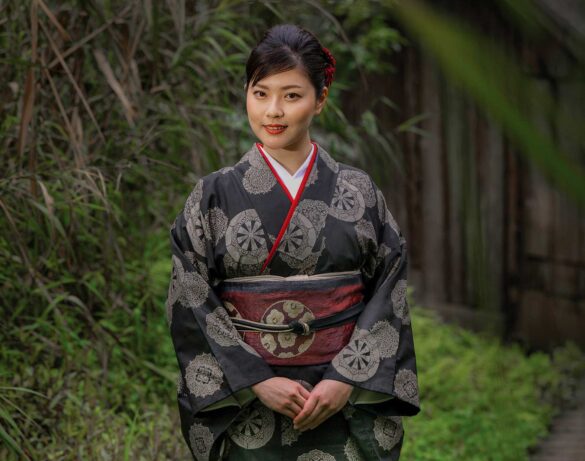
top-left (264, 125), bottom-right (287, 135)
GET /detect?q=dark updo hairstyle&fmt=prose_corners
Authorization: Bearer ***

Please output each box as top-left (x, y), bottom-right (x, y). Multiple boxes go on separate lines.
top-left (245, 24), bottom-right (336, 99)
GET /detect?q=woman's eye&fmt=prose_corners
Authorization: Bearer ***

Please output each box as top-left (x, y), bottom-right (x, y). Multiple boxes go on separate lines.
top-left (252, 91), bottom-right (300, 99)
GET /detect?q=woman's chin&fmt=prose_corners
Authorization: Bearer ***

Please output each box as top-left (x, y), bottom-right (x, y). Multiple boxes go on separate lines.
top-left (258, 137), bottom-right (287, 149)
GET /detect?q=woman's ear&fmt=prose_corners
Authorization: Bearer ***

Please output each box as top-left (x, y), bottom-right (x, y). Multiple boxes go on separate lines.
top-left (315, 87), bottom-right (329, 115)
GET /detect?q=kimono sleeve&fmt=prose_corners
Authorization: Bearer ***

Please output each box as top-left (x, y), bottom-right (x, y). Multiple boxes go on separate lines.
top-left (322, 182), bottom-right (421, 417)
top-left (166, 180), bottom-right (276, 452)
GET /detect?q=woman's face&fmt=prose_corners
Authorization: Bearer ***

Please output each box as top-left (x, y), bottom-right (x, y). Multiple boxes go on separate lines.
top-left (246, 66), bottom-right (328, 154)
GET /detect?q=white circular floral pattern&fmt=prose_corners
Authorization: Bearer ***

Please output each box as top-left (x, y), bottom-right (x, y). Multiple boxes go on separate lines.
top-left (227, 401), bottom-right (275, 449)
top-left (259, 300), bottom-right (315, 358)
top-left (194, 258), bottom-right (209, 283)
top-left (189, 422), bottom-right (214, 461)
top-left (243, 163), bottom-right (277, 195)
top-left (242, 146), bottom-right (278, 195)
top-left (332, 328), bottom-right (380, 382)
top-left (329, 179), bottom-right (366, 222)
top-left (339, 169), bottom-right (376, 207)
top-left (225, 299), bottom-right (261, 356)
top-left (297, 449), bottom-right (336, 461)
top-left (185, 353), bottom-right (224, 398)
top-left (205, 207), bottom-right (228, 245)
top-left (279, 212), bottom-right (317, 259)
top-left (280, 222), bottom-right (305, 254)
top-left (298, 200), bottom-right (329, 231)
top-left (186, 208), bottom-right (207, 257)
top-left (179, 270), bottom-right (210, 309)
top-left (225, 209), bottom-right (268, 265)
top-left (373, 415), bottom-right (403, 452)
top-left (184, 181), bottom-right (207, 257)
top-left (369, 320), bottom-right (400, 359)
top-left (281, 417), bottom-right (300, 446)
top-left (391, 279), bottom-right (410, 325)
top-left (168, 254), bottom-right (210, 312)
top-left (393, 369), bottom-right (419, 407)
top-left (236, 219), bottom-right (263, 252)
top-left (206, 307), bottom-right (241, 347)
top-left (184, 249), bottom-right (197, 267)
top-left (279, 200), bottom-right (328, 274)
top-left (344, 436), bottom-right (365, 461)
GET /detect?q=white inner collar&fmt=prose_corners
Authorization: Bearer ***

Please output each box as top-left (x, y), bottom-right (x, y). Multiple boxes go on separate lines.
top-left (259, 144), bottom-right (316, 199)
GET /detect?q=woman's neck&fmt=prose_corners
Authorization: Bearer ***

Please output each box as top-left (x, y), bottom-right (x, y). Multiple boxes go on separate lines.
top-left (261, 140), bottom-right (313, 175)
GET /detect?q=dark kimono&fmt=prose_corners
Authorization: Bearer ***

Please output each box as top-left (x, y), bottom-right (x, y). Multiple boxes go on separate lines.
top-left (166, 141), bottom-right (420, 461)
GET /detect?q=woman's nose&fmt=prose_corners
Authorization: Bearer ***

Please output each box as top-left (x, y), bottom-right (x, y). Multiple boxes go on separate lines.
top-left (266, 97), bottom-right (284, 118)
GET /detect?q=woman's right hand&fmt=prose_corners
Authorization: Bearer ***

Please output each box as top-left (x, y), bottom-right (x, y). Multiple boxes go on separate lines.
top-left (251, 377), bottom-right (311, 419)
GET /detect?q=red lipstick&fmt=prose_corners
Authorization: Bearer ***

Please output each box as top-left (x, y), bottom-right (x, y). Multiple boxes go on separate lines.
top-left (264, 124), bottom-right (287, 135)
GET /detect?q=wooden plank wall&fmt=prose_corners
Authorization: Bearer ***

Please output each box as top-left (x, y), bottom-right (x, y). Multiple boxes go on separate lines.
top-left (341, 0), bottom-right (585, 349)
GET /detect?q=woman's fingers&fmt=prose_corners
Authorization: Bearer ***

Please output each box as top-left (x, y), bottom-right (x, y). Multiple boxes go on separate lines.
top-left (287, 400), bottom-right (304, 416)
top-left (294, 396), bottom-right (327, 431)
top-left (297, 385), bottom-right (311, 400)
top-left (297, 403), bottom-right (327, 431)
top-left (280, 408), bottom-right (297, 419)
top-left (254, 378), bottom-right (310, 415)
top-left (291, 392), bottom-right (307, 409)
top-left (293, 394), bottom-right (318, 427)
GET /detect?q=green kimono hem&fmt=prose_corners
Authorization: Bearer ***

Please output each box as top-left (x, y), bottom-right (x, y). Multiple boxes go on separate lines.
top-left (349, 387), bottom-right (395, 405)
top-left (200, 387), bottom-right (256, 412)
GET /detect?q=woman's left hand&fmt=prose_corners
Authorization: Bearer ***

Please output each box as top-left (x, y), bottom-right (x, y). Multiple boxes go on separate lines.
top-left (292, 379), bottom-right (353, 431)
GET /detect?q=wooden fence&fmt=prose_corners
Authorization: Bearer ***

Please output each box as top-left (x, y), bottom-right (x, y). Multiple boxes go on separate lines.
top-left (342, 0), bottom-right (585, 349)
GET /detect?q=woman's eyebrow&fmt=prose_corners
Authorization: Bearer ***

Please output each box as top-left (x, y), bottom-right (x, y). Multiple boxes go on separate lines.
top-left (254, 84), bottom-right (303, 90)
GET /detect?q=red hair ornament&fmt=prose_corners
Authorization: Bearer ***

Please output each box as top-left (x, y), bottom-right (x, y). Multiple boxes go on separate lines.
top-left (322, 46), bottom-right (336, 88)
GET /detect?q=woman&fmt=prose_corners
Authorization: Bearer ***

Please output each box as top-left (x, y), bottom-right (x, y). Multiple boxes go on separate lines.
top-left (167, 24), bottom-right (420, 461)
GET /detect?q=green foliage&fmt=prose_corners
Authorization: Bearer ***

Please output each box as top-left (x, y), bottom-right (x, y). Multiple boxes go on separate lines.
top-left (329, 1), bottom-right (408, 74)
top-left (0, 228), bottom-right (184, 460)
top-left (401, 305), bottom-right (585, 461)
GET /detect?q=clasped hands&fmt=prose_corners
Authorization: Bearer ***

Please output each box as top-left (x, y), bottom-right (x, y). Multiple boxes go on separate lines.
top-left (251, 377), bottom-right (353, 432)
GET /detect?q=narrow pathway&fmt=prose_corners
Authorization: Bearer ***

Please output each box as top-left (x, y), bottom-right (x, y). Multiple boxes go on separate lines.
top-left (530, 374), bottom-right (585, 461)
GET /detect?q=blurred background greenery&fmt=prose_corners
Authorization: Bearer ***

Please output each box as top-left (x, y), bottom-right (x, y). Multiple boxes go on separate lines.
top-left (1, 0), bottom-right (584, 460)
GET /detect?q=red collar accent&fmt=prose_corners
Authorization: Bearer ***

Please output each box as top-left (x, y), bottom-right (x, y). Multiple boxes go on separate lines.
top-left (258, 142), bottom-right (318, 273)
top-left (256, 142), bottom-right (316, 203)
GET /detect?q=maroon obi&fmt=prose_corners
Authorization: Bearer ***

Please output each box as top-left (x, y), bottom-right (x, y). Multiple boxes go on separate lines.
top-left (217, 271), bottom-right (365, 366)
